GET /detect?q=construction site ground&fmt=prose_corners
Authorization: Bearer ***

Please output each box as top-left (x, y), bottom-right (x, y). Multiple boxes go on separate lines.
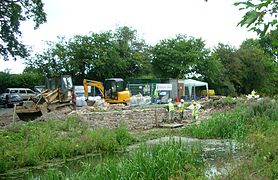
top-left (0, 102), bottom-right (225, 129)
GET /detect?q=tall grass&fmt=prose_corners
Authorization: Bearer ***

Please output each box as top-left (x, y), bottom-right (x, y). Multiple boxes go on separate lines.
top-left (0, 117), bottom-right (134, 173)
top-left (181, 98), bottom-right (278, 179)
top-left (182, 98), bottom-right (278, 141)
top-left (32, 140), bottom-right (205, 179)
top-left (223, 99), bottom-right (278, 179)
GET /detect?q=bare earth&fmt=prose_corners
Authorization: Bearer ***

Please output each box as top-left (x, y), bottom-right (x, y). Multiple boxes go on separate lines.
top-left (0, 106), bottom-right (21, 127)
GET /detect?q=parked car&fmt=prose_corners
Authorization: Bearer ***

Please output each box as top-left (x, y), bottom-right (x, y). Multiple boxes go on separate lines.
top-left (5, 88), bottom-right (37, 100)
top-left (0, 93), bottom-right (23, 108)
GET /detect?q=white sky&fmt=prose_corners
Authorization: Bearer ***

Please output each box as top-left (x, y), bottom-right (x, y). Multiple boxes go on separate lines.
top-left (0, 0), bottom-right (257, 74)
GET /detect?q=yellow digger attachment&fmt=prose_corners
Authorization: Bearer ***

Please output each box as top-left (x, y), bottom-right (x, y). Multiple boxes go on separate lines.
top-left (16, 101), bottom-right (43, 121)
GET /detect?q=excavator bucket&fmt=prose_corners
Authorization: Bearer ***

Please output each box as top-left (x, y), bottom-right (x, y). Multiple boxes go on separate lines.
top-left (16, 101), bottom-right (43, 121)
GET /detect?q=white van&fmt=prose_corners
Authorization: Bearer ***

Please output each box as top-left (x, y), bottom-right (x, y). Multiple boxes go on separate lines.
top-left (5, 88), bottom-right (37, 100)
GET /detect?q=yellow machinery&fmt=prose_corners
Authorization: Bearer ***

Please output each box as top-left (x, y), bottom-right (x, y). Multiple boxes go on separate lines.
top-left (16, 75), bottom-right (74, 121)
top-left (83, 78), bottom-right (130, 104)
top-left (201, 89), bottom-right (215, 96)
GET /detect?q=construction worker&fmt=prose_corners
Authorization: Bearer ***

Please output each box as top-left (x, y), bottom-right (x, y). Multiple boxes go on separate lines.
top-left (153, 89), bottom-right (159, 103)
top-left (191, 100), bottom-right (200, 121)
top-left (178, 99), bottom-right (185, 121)
top-left (143, 84), bottom-right (149, 96)
top-left (167, 98), bottom-right (175, 122)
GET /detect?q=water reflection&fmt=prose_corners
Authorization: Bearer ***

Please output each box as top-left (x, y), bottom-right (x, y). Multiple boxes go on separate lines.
top-left (137, 136), bottom-right (242, 179)
top-left (0, 136), bottom-right (242, 179)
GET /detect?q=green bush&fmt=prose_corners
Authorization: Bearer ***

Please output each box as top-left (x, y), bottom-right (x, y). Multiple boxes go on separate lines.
top-left (115, 122), bottom-right (134, 146)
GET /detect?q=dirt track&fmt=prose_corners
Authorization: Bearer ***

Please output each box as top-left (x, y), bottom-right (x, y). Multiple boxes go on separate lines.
top-left (0, 106), bottom-right (21, 127)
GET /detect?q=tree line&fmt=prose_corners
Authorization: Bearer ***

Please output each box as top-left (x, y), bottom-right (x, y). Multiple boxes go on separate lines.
top-left (1, 0), bottom-right (277, 95)
top-left (1, 27), bottom-right (277, 96)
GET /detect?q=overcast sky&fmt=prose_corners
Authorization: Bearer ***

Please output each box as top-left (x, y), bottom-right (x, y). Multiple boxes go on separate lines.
top-left (0, 0), bottom-right (257, 74)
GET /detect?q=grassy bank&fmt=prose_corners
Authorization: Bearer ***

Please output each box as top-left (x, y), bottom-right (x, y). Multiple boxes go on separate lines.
top-left (0, 117), bottom-right (134, 173)
top-left (2, 98), bottom-right (277, 179)
top-left (182, 98), bottom-right (278, 179)
top-left (31, 141), bottom-right (204, 179)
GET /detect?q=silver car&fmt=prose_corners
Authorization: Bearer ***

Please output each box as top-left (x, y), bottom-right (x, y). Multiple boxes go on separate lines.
top-left (0, 93), bottom-right (23, 108)
top-left (5, 88), bottom-right (37, 100)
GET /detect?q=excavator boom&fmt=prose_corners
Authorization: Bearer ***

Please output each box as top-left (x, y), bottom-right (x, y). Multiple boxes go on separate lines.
top-left (83, 79), bottom-right (104, 98)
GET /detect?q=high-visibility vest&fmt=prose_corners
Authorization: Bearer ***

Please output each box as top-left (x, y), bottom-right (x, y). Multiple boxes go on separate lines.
top-left (192, 105), bottom-right (199, 116)
top-left (154, 90), bottom-right (159, 98)
top-left (168, 102), bottom-right (174, 112)
top-left (178, 103), bottom-right (185, 112)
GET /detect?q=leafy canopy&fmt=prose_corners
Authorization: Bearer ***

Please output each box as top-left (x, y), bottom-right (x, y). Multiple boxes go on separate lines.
top-left (235, 0), bottom-right (278, 37)
top-left (0, 0), bottom-right (47, 61)
top-left (151, 35), bottom-right (209, 78)
top-left (25, 26), bottom-right (152, 83)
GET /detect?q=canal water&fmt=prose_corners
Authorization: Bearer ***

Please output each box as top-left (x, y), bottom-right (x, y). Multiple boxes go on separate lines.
top-left (128, 136), bottom-right (242, 179)
top-left (0, 136), bottom-right (242, 179)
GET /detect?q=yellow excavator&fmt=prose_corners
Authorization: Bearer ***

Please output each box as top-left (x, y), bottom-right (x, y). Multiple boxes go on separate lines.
top-left (83, 78), bottom-right (130, 104)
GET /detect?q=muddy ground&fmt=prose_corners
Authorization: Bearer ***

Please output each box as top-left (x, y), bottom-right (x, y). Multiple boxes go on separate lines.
top-left (0, 104), bottom-right (220, 129)
top-left (0, 106), bottom-right (21, 127)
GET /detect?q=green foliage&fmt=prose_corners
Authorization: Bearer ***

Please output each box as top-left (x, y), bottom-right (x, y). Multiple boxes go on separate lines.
top-left (259, 29), bottom-right (278, 59)
top-left (239, 39), bottom-right (278, 95)
top-left (115, 122), bottom-right (134, 146)
top-left (182, 98), bottom-right (278, 140)
top-left (25, 26), bottom-right (152, 83)
top-left (0, 0), bottom-right (46, 60)
top-left (151, 34), bottom-right (210, 78)
top-left (235, 0), bottom-right (278, 36)
top-left (39, 141), bottom-right (204, 179)
top-left (0, 117), bottom-right (133, 173)
top-left (0, 71), bottom-right (44, 93)
top-left (223, 99), bottom-right (278, 179)
top-left (209, 41), bottom-right (278, 96)
top-left (208, 44), bottom-right (242, 96)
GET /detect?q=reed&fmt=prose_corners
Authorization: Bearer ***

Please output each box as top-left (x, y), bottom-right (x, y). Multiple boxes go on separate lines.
top-left (0, 117), bottom-right (134, 173)
top-left (182, 98), bottom-right (278, 141)
top-left (32, 140), bottom-right (205, 179)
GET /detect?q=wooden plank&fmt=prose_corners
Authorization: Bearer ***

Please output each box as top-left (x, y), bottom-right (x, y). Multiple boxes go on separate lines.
top-left (159, 123), bottom-right (184, 128)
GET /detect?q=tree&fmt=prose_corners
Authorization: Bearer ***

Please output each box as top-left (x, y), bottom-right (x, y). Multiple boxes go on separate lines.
top-left (151, 35), bottom-right (209, 78)
top-left (114, 26), bottom-right (152, 78)
top-left (259, 29), bottom-right (278, 61)
top-left (25, 39), bottom-right (68, 78)
top-left (25, 27), bottom-right (152, 83)
top-left (235, 0), bottom-right (278, 37)
top-left (207, 44), bottom-right (241, 96)
top-left (0, 0), bottom-right (46, 61)
top-left (237, 39), bottom-right (278, 95)
top-left (0, 71), bottom-right (44, 93)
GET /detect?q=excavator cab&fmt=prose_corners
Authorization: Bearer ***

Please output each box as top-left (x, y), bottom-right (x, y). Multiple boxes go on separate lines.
top-left (83, 78), bottom-right (130, 104)
top-left (104, 78), bottom-right (130, 104)
top-left (104, 78), bottom-right (124, 99)
top-left (46, 75), bottom-right (73, 103)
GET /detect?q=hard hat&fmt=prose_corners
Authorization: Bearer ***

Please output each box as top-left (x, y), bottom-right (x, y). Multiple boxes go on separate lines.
top-left (193, 101), bottom-right (197, 105)
top-left (168, 98), bottom-right (172, 102)
top-left (180, 99), bottom-right (184, 102)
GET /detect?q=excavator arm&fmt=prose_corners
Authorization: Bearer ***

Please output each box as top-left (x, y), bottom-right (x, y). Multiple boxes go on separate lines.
top-left (83, 79), bottom-right (105, 98)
